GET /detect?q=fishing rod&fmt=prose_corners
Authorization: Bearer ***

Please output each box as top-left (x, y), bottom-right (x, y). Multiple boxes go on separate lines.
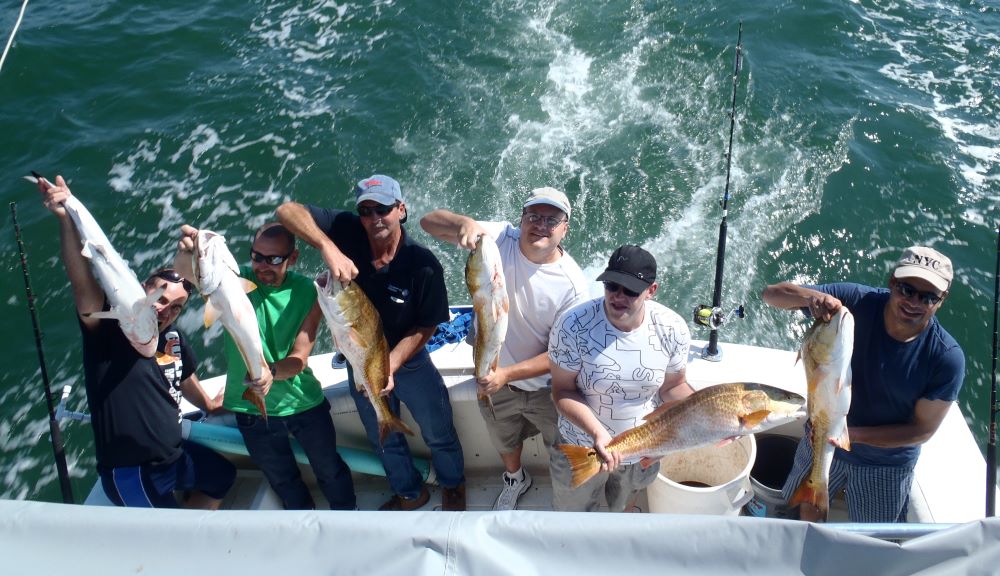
top-left (694, 22), bottom-right (745, 361)
top-left (11, 202), bottom-right (75, 504)
top-left (988, 222), bottom-right (999, 517)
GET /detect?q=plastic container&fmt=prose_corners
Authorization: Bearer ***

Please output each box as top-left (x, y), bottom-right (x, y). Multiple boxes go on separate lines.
top-left (743, 434), bottom-right (798, 518)
top-left (647, 435), bottom-right (756, 515)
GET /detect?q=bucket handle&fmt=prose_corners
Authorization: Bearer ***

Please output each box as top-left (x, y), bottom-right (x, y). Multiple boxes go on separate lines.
top-left (724, 476), bottom-right (754, 510)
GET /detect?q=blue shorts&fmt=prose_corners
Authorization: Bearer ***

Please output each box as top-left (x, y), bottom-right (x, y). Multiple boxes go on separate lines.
top-left (99, 440), bottom-right (236, 508)
top-left (782, 435), bottom-right (914, 522)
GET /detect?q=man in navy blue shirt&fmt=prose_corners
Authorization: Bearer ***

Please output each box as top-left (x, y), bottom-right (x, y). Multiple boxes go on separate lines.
top-left (763, 246), bottom-right (965, 522)
top-left (277, 175), bottom-right (465, 511)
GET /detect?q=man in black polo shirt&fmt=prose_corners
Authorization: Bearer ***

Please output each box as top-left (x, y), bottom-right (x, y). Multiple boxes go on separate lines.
top-left (277, 174), bottom-right (466, 511)
top-left (38, 174), bottom-right (234, 508)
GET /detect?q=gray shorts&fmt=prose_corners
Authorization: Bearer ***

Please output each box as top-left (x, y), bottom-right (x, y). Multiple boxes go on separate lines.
top-left (782, 435), bottom-right (914, 522)
top-left (478, 385), bottom-right (558, 454)
top-left (549, 433), bottom-right (660, 512)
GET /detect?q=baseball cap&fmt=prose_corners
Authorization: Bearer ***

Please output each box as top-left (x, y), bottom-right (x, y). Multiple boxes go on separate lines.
top-left (596, 245), bottom-right (656, 294)
top-left (355, 175), bottom-right (403, 206)
top-left (522, 187), bottom-right (571, 217)
top-left (892, 246), bottom-right (953, 292)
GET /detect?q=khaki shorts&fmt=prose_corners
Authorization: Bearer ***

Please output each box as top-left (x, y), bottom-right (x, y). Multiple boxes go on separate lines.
top-left (478, 384), bottom-right (558, 454)
top-left (549, 434), bottom-right (660, 512)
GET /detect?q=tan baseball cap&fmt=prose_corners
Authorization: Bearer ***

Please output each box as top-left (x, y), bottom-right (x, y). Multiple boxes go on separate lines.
top-left (893, 246), bottom-right (953, 292)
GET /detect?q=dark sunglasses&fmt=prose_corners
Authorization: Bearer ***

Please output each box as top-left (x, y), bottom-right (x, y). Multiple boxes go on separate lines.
top-left (603, 281), bottom-right (642, 298)
top-left (894, 281), bottom-right (943, 306)
top-left (152, 269), bottom-right (195, 294)
top-left (250, 250), bottom-right (293, 266)
top-left (357, 203), bottom-right (399, 218)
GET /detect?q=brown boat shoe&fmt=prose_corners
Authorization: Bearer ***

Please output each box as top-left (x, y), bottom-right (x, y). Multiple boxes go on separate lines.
top-left (378, 486), bottom-right (430, 511)
top-left (441, 484), bottom-right (466, 512)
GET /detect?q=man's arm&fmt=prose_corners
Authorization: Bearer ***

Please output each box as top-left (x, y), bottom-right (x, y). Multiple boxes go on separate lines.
top-left (761, 282), bottom-right (842, 322)
top-left (276, 201), bottom-right (358, 284)
top-left (657, 369), bottom-right (694, 405)
top-left (849, 398), bottom-right (953, 448)
top-left (38, 176), bottom-right (105, 328)
top-left (551, 362), bottom-right (621, 471)
top-left (270, 303), bottom-right (323, 381)
top-left (419, 209), bottom-right (491, 250)
top-left (180, 373), bottom-right (224, 413)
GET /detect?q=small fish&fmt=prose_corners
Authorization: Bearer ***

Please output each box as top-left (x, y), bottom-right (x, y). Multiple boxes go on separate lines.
top-left (176, 230), bottom-right (270, 419)
top-left (29, 175), bottom-right (161, 357)
top-left (465, 234), bottom-right (509, 416)
top-left (789, 306), bottom-right (854, 520)
top-left (557, 382), bottom-right (806, 488)
top-left (314, 271), bottom-right (413, 444)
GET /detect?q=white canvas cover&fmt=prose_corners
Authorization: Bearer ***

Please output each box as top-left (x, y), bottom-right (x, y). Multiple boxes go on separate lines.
top-left (2, 500), bottom-right (998, 575)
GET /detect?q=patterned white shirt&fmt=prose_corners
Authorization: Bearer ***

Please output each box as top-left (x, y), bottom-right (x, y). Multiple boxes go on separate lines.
top-left (549, 297), bottom-right (690, 463)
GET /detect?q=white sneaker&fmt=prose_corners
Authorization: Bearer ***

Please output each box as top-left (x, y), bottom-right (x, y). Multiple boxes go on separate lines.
top-left (493, 469), bottom-right (532, 511)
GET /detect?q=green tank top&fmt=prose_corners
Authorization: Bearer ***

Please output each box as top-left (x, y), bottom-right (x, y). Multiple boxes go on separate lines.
top-left (223, 266), bottom-right (324, 417)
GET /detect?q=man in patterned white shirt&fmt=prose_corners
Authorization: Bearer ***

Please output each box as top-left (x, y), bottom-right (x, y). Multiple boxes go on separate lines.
top-left (549, 245), bottom-right (693, 512)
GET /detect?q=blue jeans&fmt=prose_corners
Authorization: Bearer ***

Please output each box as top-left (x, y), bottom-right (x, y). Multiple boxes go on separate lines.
top-left (349, 348), bottom-right (465, 499)
top-left (236, 398), bottom-right (356, 510)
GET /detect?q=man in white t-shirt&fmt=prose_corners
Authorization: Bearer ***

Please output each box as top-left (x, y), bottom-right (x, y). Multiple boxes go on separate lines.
top-left (549, 245), bottom-right (693, 512)
top-left (421, 187), bottom-right (589, 510)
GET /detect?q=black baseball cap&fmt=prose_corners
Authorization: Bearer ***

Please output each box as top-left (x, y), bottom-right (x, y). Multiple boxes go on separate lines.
top-left (596, 245), bottom-right (656, 294)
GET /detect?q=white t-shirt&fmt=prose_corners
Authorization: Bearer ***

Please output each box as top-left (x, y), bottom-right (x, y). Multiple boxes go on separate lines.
top-left (478, 221), bottom-right (590, 391)
top-left (548, 297), bottom-right (691, 463)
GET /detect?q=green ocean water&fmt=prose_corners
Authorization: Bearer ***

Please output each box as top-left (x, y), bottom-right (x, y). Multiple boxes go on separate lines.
top-left (0, 0), bottom-right (997, 503)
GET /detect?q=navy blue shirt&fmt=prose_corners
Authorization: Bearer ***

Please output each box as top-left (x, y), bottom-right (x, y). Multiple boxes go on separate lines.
top-left (306, 206), bottom-right (449, 348)
top-left (82, 318), bottom-right (196, 469)
top-left (808, 283), bottom-right (965, 467)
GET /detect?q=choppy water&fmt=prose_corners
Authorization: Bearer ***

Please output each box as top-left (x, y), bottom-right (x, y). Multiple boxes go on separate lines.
top-left (0, 0), bottom-right (996, 503)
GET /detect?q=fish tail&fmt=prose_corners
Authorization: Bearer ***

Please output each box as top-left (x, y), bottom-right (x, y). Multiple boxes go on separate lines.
top-left (378, 413), bottom-right (414, 445)
top-left (242, 387), bottom-right (268, 421)
top-left (557, 444), bottom-right (601, 488)
top-left (789, 478), bottom-right (829, 520)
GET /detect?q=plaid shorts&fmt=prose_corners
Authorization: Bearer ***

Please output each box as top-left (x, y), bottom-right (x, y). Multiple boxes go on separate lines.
top-left (782, 435), bottom-right (914, 522)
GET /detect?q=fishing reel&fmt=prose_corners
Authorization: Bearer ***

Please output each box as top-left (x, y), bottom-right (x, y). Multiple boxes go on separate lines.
top-left (693, 304), bottom-right (745, 330)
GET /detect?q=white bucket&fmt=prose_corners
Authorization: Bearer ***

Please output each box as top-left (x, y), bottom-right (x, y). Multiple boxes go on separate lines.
top-left (646, 435), bottom-right (756, 515)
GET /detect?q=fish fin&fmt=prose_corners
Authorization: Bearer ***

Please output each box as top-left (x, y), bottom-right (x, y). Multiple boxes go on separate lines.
top-left (789, 478), bottom-right (829, 521)
top-left (80, 240), bottom-right (99, 259)
top-left (240, 278), bottom-right (258, 294)
top-left (203, 299), bottom-right (222, 328)
top-left (833, 429), bottom-right (851, 451)
top-left (242, 387), bottom-right (267, 421)
top-left (642, 400), bottom-right (677, 421)
top-left (84, 310), bottom-right (122, 321)
top-left (639, 457), bottom-right (658, 469)
top-left (715, 437), bottom-right (737, 448)
top-left (141, 285), bottom-right (167, 308)
top-left (557, 444), bottom-right (602, 489)
top-left (378, 414), bottom-right (414, 446)
top-left (478, 393), bottom-right (496, 418)
top-left (739, 410), bottom-right (770, 429)
top-left (795, 350), bottom-right (801, 366)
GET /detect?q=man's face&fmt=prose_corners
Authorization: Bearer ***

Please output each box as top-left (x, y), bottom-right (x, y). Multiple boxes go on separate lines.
top-left (886, 275), bottom-right (946, 329)
top-left (358, 200), bottom-right (404, 242)
top-left (519, 204), bottom-right (568, 255)
top-left (250, 233), bottom-right (296, 287)
top-left (146, 279), bottom-right (189, 332)
top-left (603, 280), bottom-right (657, 329)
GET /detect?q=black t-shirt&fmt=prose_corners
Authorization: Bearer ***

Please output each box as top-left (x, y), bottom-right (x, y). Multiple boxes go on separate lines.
top-left (81, 317), bottom-right (197, 469)
top-left (307, 206), bottom-right (450, 347)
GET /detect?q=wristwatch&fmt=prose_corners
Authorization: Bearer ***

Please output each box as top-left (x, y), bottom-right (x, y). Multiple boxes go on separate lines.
top-left (268, 363), bottom-right (278, 379)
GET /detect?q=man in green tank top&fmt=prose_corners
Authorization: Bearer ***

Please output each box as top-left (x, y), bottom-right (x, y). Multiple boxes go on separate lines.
top-left (223, 223), bottom-right (356, 509)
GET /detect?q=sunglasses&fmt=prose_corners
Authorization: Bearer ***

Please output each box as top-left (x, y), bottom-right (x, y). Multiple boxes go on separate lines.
top-left (250, 250), bottom-right (293, 265)
top-left (152, 269), bottom-right (195, 294)
top-left (522, 212), bottom-right (567, 228)
top-left (894, 281), bottom-right (943, 306)
top-left (357, 203), bottom-right (399, 218)
top-left (603, 281), bottom-right (642, 298)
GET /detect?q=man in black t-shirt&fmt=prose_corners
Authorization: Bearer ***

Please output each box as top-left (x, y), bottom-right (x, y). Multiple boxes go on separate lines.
top-left (277, 174), bottom-right (466, 511)
top-left (39, 175), bottom-right (234, 509)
